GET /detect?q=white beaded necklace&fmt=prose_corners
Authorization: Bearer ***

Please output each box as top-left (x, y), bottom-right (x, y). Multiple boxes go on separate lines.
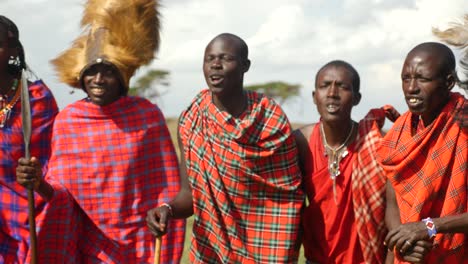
top-left (320, 121), bottom-right (355, 204)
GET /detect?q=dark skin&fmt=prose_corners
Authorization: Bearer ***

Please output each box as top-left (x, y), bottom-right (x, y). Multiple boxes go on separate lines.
top-left (400, 47), bottom-right (454, 126)
top-left (0, 24), bottom-right (20, 94)
top-left (203, 33), bottom-right (251, 117)
top-left (312, 64), bottom-right (360, 146)
top-left (146, 33), bottom-right (250, 236)
top-left (82, 63), bottom-right (124, 106)
top-left (294, 65), bottom-right (359, 210)
top-left (295, 62), bottom-right (410, 262)
top-left (16, 62), bottom-right (125, 200)
top-left (384, 43), bottom-right (468, 263)
top-left (384, 182), bottom-right (433, 264)
top-left (295, 64), bottom-right (362, 173)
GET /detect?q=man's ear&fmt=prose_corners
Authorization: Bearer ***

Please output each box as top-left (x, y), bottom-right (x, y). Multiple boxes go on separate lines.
top-left (353, 92), bottom-right (361, 106)
top-left (446, 73), bottom-right (456, 91)
top-left (312, 91), bottom-right (317, 105)
top-left (243, 59), bottom-right (251, 73)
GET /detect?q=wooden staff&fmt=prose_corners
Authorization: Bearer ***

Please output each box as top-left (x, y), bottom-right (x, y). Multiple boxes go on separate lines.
top-left (153, 236), bottom-right (162, 264)
top-left (20, 70), bottom-right (37, 264)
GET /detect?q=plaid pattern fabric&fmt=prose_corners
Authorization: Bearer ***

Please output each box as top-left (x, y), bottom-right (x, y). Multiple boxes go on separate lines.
top-left (302, 123), bottom-right (364, 264)
top-left (46, 96), bottom-right (185, 263)
top-left (179, 89), bottom-right (304, 264)
top-left (352, 107), bottom-right (391, 264)
top-left (377, 93), bottom-right (467, 263)
top-left (0, 81), bottom-right (78, 263)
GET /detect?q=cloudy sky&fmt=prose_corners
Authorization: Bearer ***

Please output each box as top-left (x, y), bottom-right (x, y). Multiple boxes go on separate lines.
top-left (4, 0), bottom-right (467, 124)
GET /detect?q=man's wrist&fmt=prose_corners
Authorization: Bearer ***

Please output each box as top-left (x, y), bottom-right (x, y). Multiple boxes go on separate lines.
top-left (422, 217), bottom-right (437, 239)
top-left (159, 203), bottom-right (173, 217)
top-left (37, 179), bottom-right (54, 200)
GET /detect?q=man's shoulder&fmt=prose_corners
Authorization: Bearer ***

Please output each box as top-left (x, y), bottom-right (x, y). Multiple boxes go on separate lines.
top-left (293, 124), bottom-right (315, 143)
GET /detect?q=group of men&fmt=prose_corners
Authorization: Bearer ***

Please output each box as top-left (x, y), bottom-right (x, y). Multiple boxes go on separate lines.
top-left (2, 0), bottom-right (467, 263)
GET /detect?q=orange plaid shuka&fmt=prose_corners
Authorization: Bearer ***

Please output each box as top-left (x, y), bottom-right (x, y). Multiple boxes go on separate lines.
top-left (377, 93), bottom-right (468, 263)
top-left (179, 89), bottom-right (304, 264)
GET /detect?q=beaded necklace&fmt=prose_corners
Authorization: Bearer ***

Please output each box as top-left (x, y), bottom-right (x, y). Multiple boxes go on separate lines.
top-left (320, 121), bottom-right (355, 204)
top-left (0, 78), bottom-right (20, 128)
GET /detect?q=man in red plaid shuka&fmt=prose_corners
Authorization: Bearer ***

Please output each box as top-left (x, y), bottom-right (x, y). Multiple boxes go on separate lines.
top-left (147, 33), bottom-right (304, 263)
top-left (1, 16), bottom-right (77, 263)
top-left (294, 60), bottom-right (400, 264)
top-left (16, 1), bottom-right (185, 262)
top-left (381, 42), bottom-right (468, 263)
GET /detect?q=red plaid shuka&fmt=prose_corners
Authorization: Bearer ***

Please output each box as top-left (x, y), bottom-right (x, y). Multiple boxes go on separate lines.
top-left (302, 108), bottom-right (392, 264)
top-left (352, 107), bottom-right (395, 264)
top-left (377, 93), bottom-right (468, 263)
top-left (46, 96), bottom-right (185, 263)
top-left (179, 89), bottom-right (304, 263)
top-left (0, 81), bottom-right (78, 263)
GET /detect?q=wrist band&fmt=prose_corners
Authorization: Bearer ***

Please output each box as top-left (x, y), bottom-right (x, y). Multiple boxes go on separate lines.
top-left (159, 203), bottom-right (173, 217)
top-left (422, 217), bottom-right (437, 239)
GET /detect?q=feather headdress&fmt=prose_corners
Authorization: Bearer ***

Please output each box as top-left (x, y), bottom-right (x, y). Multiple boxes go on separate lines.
top-left (433, 14), bottom-right (468, 91)
top-left (51, 0), bottom-right (160, 91)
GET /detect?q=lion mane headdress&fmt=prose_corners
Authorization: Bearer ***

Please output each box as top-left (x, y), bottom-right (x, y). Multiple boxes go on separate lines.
top-left (51, 0), bottom-right (160, 92)
top-left (433, 14), bottom-right (468, 91)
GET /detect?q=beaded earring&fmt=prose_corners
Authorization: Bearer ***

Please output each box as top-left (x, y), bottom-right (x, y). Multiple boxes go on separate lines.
top-left (7, 55), bottom-right (22, 75)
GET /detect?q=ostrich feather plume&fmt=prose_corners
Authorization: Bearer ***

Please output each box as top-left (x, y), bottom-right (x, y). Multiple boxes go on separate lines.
top-left (433, 15), bottom-right (468, 90)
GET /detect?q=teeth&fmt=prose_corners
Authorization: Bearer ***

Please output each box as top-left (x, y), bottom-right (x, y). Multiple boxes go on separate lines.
top-left (409, 98), bottom-right (420, 104)
top-left (327, 105), bottom-right (339, 111)
top-left (91, 88), bottom-right (105, 95)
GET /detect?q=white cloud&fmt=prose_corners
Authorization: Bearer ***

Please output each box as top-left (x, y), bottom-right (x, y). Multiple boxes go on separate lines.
top-left (5, 0), bottom-right (468, 123)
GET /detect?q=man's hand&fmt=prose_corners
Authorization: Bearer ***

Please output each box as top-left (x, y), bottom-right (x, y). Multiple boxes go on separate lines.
top-left (385, 221), bottom-right (433, 262)
top-left (382, 105), bottom-right (401, 122)
top-left (146, 205), bottom-right (172, 237)
top-left (399, 240), bottom-right (432, 263)
top-left (16, 157), bottom-right (42, 191)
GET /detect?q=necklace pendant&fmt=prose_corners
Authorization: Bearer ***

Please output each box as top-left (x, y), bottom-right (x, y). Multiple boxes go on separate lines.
top-left (342, 149), bottom-right (348, 158)
top-left (329, 161), bottom-right (341, 180)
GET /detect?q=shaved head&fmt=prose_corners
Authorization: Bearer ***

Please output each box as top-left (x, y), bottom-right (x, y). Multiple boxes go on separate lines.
top-left (208, 33), bottom-right (249, 60)
top-left (406, 42), bottom-right (456, 77)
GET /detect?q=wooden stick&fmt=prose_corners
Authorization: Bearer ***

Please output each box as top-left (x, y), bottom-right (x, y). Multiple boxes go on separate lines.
top-left (21, 70), bottom-right (37, 264)
top-left (27, 188), bottom-right (37, 263)
top-left (153, 236), bottom-right (162, 264)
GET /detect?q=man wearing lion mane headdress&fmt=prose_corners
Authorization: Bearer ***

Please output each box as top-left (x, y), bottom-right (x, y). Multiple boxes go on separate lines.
top-left (16, 0), bottom-right (185, 263)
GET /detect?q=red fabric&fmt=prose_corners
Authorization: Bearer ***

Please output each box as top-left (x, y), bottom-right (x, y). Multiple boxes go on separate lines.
top-left (302, 123), bottom-right (365, 264)
top-left (46, 96), bottom-right (185, 263)
top-left (377, 93), bottom-right (468, 263)
top-left (0, 80), bottom-right (79, 263)
top-left (352, 107), bottom-right (392, 264)
top-left (179, 90), bottom-right (304, 263)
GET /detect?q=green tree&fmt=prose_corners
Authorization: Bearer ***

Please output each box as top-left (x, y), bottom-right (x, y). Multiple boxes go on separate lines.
top-left (128, 69), bottom-right (170, 100)
top-left (245, 81), bottom-right (301, 104)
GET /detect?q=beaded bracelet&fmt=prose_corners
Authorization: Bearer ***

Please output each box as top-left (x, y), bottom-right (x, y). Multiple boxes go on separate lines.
top-left (422, 217), bottom-right (437, 239)
top-left (159, 203), bottom-right (173, 217)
